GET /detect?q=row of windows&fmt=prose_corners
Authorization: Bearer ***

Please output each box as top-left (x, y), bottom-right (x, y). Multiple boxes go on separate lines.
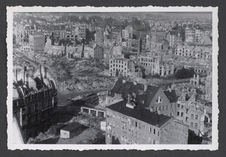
top-left (116, 117), bottom-right (160, 137)
top-left (110, 68), bottom-right (127, 72)
top-left (110, 64), bottom-right (127, 68)
top-left (159, 69), bottom-right (173, 76)
top-left (140, 62), bottom-right (152, 67)
top-left (177, 111), bottom-right (199, 120)
top-left (176, 52), bottom-right (210, 59)
top-left (133, 121), bottom-right (160, 136)
top-left (139, 58), bottom-right (155, 62)
top-left (190, 122), bottom-right (199, 129)
top-left (157, 105), bottom-right (168, 112)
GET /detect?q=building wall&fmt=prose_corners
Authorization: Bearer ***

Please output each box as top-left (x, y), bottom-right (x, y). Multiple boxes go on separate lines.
top-left (109, 58), bottom-right (129, 77)
top-left (176, 100), bottom-right (205, 135)
top-left (95, 29), bottom-right (104, 45)
top-left (160, 119), bottom-right (188, 144)
top-left (151, 30), bottom-right (166, 43)
top-left (106, 109), bottom-right (161, 144)
top-left (94, 46), bottom-right (104, 60)
top-left (175, 45), bottom-right (211, 60)
top-left (137, 55), bottom-right (174, 77)
top-left (185, 28), bottom-right (195, 43)
top-left (149, 89), bottom-right (175, 117)
top-left (29, 34), bottom-right (45, 53)
top-left (175, 45), bottom-right (194, 57)
top-left (106, 108), bottom-right (188, 144)
top-left (137, 55), bottom-right (159, 74)
top-left (79, 24), bottom-right (87, 39)
top-left (159, 63), bottom-right (174, 77)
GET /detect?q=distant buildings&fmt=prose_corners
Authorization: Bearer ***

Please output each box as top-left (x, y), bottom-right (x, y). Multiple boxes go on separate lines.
top-left (78, 24), bottom-right (87, 39)
top-left (137, 54), bottom-right (174, 77)
top-left (185, 25), bottom-right (212, 45)
top-left (175, 44), bottom-right (211, 60)
top-left (14, 24), bottom-right (36, 45)
top-left (166, 30), bottom-right (181, 48)
top-left (185, 27), bottom-right (195, 43)
top-left (93, 44), bottom-right (104, 60)
top-left (151, 29), bottom-right (167, 44)
top-left (109, 58), bottom-right (132, 77)
top-left (122, 25), bottom-right (133, 40)
top-left (29, 33), bottom-right (45, 53)
top-left (95, 28), bottom-right (104, 46)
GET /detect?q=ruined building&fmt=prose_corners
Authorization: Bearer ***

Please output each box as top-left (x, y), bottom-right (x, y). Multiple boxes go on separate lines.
top-left (13, 65), bottom-right (57, 143)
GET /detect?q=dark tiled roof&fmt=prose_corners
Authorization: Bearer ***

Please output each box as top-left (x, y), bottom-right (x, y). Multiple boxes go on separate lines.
top-left (111, 79), bottom-right (161, 108)
top-left (143, 86), bottom-right (160, 108)
top-left (164, 90), bottom-right (178, 103)
top-left (82, 93), bottom-right (99, 108)
top-left (107, 100), bottom-right (171, 127)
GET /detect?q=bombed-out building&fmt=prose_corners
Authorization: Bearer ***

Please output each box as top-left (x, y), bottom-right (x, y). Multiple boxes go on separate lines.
top-left (13, 65), bottom-right (57, 143)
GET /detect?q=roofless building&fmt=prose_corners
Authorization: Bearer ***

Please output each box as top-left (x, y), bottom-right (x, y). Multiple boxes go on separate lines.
top-left (13, 65), bottom-right (57, 143)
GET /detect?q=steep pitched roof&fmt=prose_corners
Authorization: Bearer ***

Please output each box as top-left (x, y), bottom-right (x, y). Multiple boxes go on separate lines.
top-left (164, 90), bottom-right (178, 103)
top-left (143, 86), bottom-right (161, 108)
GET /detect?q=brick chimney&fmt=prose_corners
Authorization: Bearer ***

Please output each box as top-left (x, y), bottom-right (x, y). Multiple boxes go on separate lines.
top-left (40, 65), bottom-right (43, 81)
top-left (23, 66), bottom-right (27, 84)
top-left (126, 94), bottom-right (136, 109)
top-left (44, 66), bottom-right (47, 79)
top-left (26, 73), bottom-right (29, 87)
top-left (144, 84), bottom-right (148, 92)
top-left (15, 68), bottom-right (18, 82)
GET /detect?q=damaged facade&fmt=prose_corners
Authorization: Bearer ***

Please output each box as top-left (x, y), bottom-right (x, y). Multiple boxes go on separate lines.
top-left (13, 65), bottom-right (57, 143)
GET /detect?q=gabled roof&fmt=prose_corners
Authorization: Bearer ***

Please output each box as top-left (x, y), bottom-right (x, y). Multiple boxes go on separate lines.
top-left (107, 100), bottom-right (171, 127)
top-left (111, 79), bottom-right (161, 108)
top-left (164, 90), bottom-right (178, 103)
top-left (143, 86), bottom-right (161, 108)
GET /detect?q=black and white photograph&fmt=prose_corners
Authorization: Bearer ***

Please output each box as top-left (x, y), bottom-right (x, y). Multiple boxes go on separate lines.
top-left (6, 6), bottom-right (218, 150)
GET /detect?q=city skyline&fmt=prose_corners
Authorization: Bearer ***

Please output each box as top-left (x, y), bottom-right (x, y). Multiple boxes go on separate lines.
top-left (7, 6), bottom-right (218, 150)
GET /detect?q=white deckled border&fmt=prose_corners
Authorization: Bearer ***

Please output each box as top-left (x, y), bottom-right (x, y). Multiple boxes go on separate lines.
top-left (6, 6), bottom-right (219, 151)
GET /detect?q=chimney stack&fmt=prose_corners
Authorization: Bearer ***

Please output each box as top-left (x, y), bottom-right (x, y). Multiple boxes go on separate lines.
top-left (127, 94), bottom-right (131, 104)
top-left (167, 85), bottom-right (172, 92)
top-left (26, 73), bottom-right (29, 87)
top-left (15, 68), bottom-right (18, 82)
top-left (157, 109), bottom-right (161, 115)
top-left (23, 66), bottom-right (27, 84)
top-left (40, 65), bottom-right (43, 81)
top-left (126, 93), bottom-right (136, 109)
top-left (144, 84), bottom-right (148, 92)
top-left (44, 66), bottom-right (47, 79)
top-left (150, 106), bottom-right (154, 112)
